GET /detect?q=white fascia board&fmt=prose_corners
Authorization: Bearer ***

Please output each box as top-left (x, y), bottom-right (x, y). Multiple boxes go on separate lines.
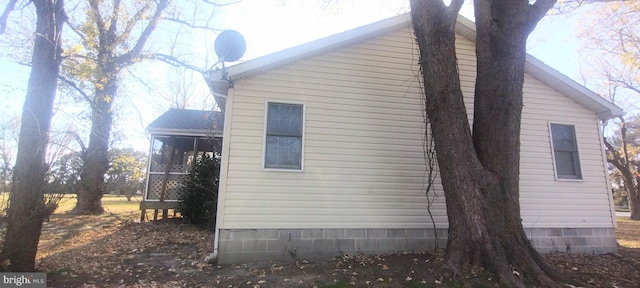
top-left (147, 128), bottom-right (224, 137)
top-left (524, 55), bottom-right (623, 120)
top-left (456, 15), bottom-right (624, 120)
top-left (205, 70), bottom-right (231, 95)
top-left (454, 14), bottom-right (477, 40)
top-left (225, 13), bottom-right (412, 81)
top-left (207, 12), bottom-right (622, 120)
top-left (204, 72), bottom-right (229, 113)
top-left (454, 15), bottom-right (622, 120)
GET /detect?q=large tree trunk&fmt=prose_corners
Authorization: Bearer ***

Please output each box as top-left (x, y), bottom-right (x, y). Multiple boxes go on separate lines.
top-left (69, 0), bottom-right (171, 214)
top-left (410, 0), bottom-right (564, 287)
top-left (603, 120), bottom-right (640, 220)
top-left (470, 0), bottom-right (563, 286)
top-left (616, 165), bottom-right (640, 220)
top-left (73, 73), bottom-right (117, 214)
top-left (630, 190), bottom-right (640, 220)
top-left (0, 0), bottom-right (66, 272)
top-left (629, 176), bottom-right (640, 220)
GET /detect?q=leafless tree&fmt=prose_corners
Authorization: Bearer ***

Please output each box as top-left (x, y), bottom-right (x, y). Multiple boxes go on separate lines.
top-left (0, 0), bottom-right (67, 272)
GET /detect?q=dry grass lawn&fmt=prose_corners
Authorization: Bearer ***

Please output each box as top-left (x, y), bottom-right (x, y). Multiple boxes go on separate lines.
top-left (1, 196), bottom-right (638, 287)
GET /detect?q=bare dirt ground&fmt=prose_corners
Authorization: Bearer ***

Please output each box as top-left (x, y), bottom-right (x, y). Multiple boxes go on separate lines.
top-left (37, 213), bottom-right (640, 288)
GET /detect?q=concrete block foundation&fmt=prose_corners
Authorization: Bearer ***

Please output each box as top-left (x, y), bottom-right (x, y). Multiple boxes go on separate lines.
top-left (216, 227), bottom-right (616, 264)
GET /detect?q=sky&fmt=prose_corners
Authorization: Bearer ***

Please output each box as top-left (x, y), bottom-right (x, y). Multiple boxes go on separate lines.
top-left (214, 0), bottom-right (589, 78)
top-left (0, 0), bottom-right (617, 156)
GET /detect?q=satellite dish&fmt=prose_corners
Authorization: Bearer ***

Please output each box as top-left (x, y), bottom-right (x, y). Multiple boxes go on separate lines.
top-left (214, 30), bottom-right (246, 63)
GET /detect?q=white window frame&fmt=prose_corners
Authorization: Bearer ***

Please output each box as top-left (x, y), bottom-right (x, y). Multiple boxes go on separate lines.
top-left (548, 122), bottom-right (584, 181)
top-left (262, 101), bottom-right (305, 172)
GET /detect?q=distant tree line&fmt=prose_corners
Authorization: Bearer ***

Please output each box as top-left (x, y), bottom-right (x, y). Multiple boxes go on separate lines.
top-left (43, 148), bottom-right (147, 197)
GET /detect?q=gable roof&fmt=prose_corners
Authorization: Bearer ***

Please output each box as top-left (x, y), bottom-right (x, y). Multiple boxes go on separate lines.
top-left (147, 108), bottom-right (224, 136)
top-left (206, 13), bottom-right (623, 120)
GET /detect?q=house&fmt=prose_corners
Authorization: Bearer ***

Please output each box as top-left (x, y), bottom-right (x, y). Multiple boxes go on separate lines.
top-left (204, 14), bottom-right (623, 264)
top-left (140, 108), bottom-right (223, 221)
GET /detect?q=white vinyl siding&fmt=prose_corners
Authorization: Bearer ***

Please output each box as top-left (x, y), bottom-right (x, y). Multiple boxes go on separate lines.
top-left (519, 74), bottom-right (612, 228)
top-left (218, 26), bottom-right (614, 230)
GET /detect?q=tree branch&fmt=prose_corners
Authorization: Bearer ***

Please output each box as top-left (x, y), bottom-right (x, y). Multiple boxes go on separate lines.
top-left (105, 0), bottom-right (122, 42)
top-left (69, 131), bottom-right (87, 159)
top-left (203, 0), bottom-right (241, 7)
top-left (410, 0), bottom-right (453, 33)
top-left (554, 0), bottom-right (634, 14)
top-left (89, 0), bottom-right (106, 37)
top-left (447, 0), bottom-right (465, 18)
top-left (149, 53), bottom-right (205, 73)
top-left (15, 60), bottom-right (31, 68)
top-left (161, 17), bottom-right (224, 32)
top-left (64, 53), bottom-right (97, 62)
top-left (527, 0), bottom-right (557, 32)
top-left (613, 79), bottom-right (640, 95)
top-left (58, 75), bottom-right (95, 107)
top-left (64, 20), bottom-right (92, 49)
top-left (117, 0), bottom-right (151, 45)
top-left (0, 0), bottom-right (18, 34)
top-left (115, 0), bottom-right (169, 66)
top-left (603, 136), bottom-right (626, 170)
top-left (619, 116), bottom-right (631, 167)
top-left (604, 119), bottom-right (640, 199)
top-left (123, 66), bottom-right (156, 95)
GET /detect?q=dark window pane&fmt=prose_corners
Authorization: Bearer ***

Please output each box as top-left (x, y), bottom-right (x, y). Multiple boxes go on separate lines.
top-left (265, 136), bottom-right (279, 167)
top-left (265, 136), bottom-right (302, 169)
top-left (555, 151), bottom-right (577, 176)
top-left (550, 124), bottom-right (581, 179)
top-left (265, 102), bottom-right (303, 170)
top-left (551, 124), bottom-right (576, 151)
top-left (267, 103), bottom-right (302, 136)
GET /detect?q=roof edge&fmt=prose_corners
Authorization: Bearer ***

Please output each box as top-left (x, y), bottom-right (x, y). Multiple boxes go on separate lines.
top-left (225, 13), bottom-right (412, 81)
top-left (147, 128), bottom-right (224, 137)
top-left (206, 12), bottom-right (622, 120)
top-left (524, 55), bottom-right (623, 120)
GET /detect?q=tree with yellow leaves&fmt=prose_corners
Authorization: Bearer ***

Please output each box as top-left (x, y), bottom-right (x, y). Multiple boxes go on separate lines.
top-left (105, 148), bottom-right (147, 200)
top-left (59, 0), bottom-right (232, 214)
top-left (581, 1), bottom-right (640, 220)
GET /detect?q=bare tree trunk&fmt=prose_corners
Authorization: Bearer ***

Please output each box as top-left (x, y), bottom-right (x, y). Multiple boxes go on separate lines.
top-left (70, 0), bottom-right (170, 214)
top-left (0, 0), bottom-right (66, 272)
top-left (470, 0), bottom-right (563, 286)
top-left (603, 118), bottom-right (640, 220)
top-left (630, 185), bottom-right (640, 220)
top-left (410, 0), bottom-right (564, 287)
top-left (618, 166), bottom-right (640, 220)
top-left (73, 74), bottom-right (117, 214)
top-left (631, 204), bottom-right (640, 220)
top-left (608, 161), bottom-right (640, 220)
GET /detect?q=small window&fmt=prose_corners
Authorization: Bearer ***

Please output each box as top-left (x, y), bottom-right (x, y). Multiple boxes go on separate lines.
top-left (550, 123), bottom-right (582, 179)
top-left (264, 102), bottom-right (303, 170)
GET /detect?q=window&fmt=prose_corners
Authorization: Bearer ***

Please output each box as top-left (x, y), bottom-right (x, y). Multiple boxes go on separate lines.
top-left (264, 102), bottom-right (303, 170)
top-left (550, 123), bottom-right (582, 180)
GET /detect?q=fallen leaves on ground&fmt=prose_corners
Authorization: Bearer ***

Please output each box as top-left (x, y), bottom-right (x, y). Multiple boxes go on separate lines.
top-left (36, 214), bottom-right (640, 287)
